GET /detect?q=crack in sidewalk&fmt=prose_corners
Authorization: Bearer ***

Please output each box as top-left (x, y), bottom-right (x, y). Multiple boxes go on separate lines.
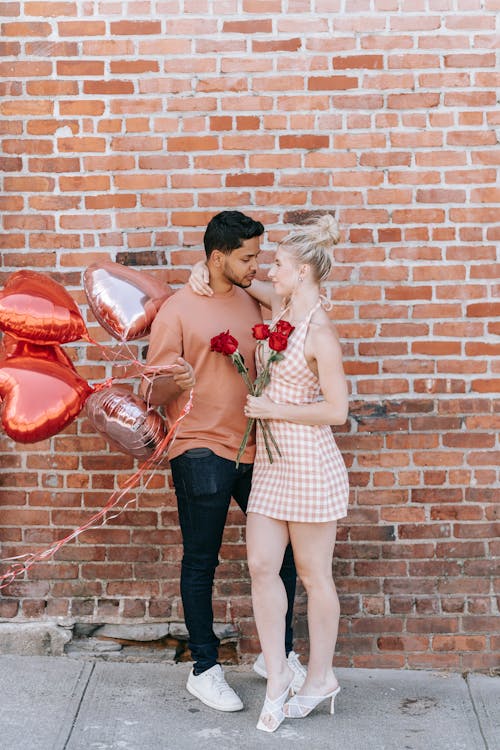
top-left (465, 674), bottom-right (490, 750)
top-left (59, 661), bottom-right (96, 750)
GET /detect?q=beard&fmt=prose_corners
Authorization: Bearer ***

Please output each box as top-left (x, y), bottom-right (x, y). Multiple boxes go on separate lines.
top-left (231, 278), bottom-right (252, 289)
top-left (223, 264), bottom-right (254, 289)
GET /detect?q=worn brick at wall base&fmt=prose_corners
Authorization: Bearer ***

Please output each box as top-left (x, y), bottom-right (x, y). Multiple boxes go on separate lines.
top-left (0, 3), bottom-right (499, 672)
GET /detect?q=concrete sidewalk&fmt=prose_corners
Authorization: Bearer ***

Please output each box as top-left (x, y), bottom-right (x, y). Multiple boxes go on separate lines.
top-left (0, 656), bottom-right (498, 750)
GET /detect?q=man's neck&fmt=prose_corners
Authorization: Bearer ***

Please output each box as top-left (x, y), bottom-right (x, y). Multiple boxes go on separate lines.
top-left (208, 269), bottom-right (233, 294)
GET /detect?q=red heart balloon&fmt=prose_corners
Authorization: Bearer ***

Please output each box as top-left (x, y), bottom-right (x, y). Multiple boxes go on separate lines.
top-left (0, 270), bottom-right (87, 345)
top-left (0, 356), bottom-right (93, 443)
top-left (85, 385), bottom-right (167, 459)
top-left (0, 333), bottom-right (77, 371)
top-left (84, 261), bottom-right (172, 341)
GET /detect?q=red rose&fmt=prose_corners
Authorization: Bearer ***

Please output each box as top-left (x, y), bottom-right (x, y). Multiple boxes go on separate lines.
top-left (275, 319), bottom-right (295, 338)
top-left (210, 330), bottom-right (238, 355)
top-left (252, 323), bottom-right (270, 340)
top-left (268, 331), bottom-right (288, 352)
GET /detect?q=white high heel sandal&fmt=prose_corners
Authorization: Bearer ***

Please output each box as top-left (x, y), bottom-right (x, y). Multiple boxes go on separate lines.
top-left (284, 685), bottom-right (340, 718)
top-left (256, 680), bottom-right (294, 733)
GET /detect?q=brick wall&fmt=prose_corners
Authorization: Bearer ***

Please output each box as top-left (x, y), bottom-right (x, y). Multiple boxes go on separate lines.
top-left (1, 2), bottom-right (499, 671)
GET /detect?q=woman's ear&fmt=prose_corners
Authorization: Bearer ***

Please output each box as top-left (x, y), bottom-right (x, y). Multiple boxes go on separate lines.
top-left (298, 264), bottom-right (310, 282)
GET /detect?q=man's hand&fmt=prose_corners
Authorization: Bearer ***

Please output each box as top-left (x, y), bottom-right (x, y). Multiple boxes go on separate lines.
top-left (143, 357), bottom-right (195, 405)
top-left (171, 356), bottom-right (195, 390)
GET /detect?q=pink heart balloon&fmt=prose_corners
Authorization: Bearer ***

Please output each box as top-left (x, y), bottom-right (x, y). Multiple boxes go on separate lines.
top-left (1, 333), bottom-right (77, 371)
top-left (84, 261), bottom-right (172, 341)
top-left (0, 356), bottom-right (93, 443)
top-left (0, 270), bottom-right (87, 345)
top-left (85, 385), bottom-right (167, 460)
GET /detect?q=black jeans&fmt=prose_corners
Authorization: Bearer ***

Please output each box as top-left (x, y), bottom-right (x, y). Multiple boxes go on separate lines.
top-left (170, 448), bottom-right (297, 674)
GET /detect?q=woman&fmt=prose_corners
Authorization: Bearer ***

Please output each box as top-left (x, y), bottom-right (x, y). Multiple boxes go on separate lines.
top-left (190, 215), bottom-right (349, 732)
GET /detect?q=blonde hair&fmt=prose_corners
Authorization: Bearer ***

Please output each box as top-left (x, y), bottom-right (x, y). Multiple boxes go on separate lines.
top-left (281, 214), bottom-right (340, 282)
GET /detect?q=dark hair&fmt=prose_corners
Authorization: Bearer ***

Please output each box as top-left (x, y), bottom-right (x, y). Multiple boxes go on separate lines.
top-left (204, 210), bottom-right (264, 258)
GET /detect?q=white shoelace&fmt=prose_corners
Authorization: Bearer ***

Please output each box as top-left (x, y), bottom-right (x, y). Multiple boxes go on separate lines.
top-left (211, 668), bottom-right (235, 696)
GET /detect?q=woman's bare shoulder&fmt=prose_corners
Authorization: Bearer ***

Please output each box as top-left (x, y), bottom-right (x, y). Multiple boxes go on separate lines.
top-left (310, 306), bottom-right (339, 335)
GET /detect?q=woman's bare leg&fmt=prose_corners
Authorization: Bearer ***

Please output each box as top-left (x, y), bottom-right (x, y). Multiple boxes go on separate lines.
top-left (288, 520), bottom-right (339, 694)
top-left (246, 512), bottom-right (293, 699)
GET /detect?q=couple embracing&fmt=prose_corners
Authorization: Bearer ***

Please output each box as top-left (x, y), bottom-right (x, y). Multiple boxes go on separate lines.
top-left (142, 210), bottom-right (349, 733)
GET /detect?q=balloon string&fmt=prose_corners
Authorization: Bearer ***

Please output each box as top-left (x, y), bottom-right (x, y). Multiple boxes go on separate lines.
top-left (0, 388), bottom-right (194, 591)
top-left (82, 333), bottom-right (179, 392)
top-left (92, 377), bottom-right (114, 393)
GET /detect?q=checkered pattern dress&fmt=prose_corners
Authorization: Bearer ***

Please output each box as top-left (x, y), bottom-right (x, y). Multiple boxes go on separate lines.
top-left (247, 301), bottom-right (349, 523)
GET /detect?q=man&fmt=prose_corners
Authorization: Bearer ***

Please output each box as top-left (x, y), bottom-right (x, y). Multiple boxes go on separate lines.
top-left (143, 211), bottom-right (305, 712)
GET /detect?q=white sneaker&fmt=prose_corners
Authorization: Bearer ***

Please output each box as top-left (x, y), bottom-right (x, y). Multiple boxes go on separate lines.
top-left (186, 664), bottom-right (244, 712)
top-left (253, 651), bottom-right (307, 693)
top-left (253, 652), bottom-right (267, 679)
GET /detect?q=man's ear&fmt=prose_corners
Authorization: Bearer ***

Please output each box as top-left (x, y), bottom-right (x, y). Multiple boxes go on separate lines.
top-left (210, 249), bottom-right (225, 268)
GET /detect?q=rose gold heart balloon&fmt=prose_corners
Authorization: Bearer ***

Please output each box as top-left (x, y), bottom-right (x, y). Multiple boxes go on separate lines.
top-left (1, 333), bottom-right (76, 371)
top-left (85, 385), bottom-right (167, 460)
top-left (84, 261), bottom-right (172, 341)
top-left (0, 270), bottom-right (87, 345)
top-left (0, 356), bottom-right (93, 443)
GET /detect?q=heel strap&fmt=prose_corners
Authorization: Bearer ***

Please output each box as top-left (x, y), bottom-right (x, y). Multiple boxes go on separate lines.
top-left (284, 686), bottom-right (340, 718)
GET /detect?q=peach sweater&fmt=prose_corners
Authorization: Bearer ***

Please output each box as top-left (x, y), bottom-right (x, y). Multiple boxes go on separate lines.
top-left (144, 285), bottom-right (262, 462)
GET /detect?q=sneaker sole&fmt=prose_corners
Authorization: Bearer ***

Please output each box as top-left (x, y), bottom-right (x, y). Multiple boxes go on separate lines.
top-left (186, 681), bottom-right (244, 712)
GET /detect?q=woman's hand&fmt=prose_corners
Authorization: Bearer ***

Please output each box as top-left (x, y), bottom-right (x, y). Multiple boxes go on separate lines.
top-left (188, 260), bottom-right (212, 296)
top-left (244, 394), bottom-right (277, 420)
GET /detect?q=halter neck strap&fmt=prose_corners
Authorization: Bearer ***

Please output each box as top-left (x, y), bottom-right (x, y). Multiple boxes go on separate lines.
top-left (270, 298), bottom-right (323, 331)
top-left (304, 299), bottom-right (322, 326)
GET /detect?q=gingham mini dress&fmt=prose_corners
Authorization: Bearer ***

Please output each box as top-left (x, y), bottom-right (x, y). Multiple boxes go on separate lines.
top-left (247, 300), bottom-right (350, 523)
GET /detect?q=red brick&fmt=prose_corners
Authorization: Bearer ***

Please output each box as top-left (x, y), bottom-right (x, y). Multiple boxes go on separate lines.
top-left (222, 19), bottom-right (272, 33)
top-left (0, 3), bottom-right (20, 17)
top-left (59, 175), bottom-right (110, 191)
top-left (112, 136), bottom-right (162, 152)
top-left (378, 636), bottom-right (429, 651)
top-left (85, 194), bottom-right (136, 209)
top-left (2, 21), bottom-right (51, 35)
top-left (433, 635), bottom-right (486, 651)
top-left (0, 600), bottom-right (19, 617)
top-left (225, 172), bottom-right (274, 187)
top-left (462, 654), bottom-right (500, 671)
top-left (0, 61), bottom-right (52, 77)
top-left (58, 20), bottom-right (105, 35)
top-left (58, 137), bottom-right (106, 153)
top-left (83, 81), bottom-right (134, 95)
top-left (167, 136), bottom-right (218, 151)
top-left (308, 76), bottom-right (358, 90)
top-left (56, 60), bottom-right (104, 76)
top-left (110, 21), bottom-right (161, 35)
top-left (445, 53), bottom-right (496, 67)
top-left (58, 100), bottom-right (105, 116)
top-left (253, 38), bottom-right (301, 53)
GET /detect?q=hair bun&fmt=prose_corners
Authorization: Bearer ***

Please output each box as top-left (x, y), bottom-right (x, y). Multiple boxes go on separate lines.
top-left (313, 213), bottom-right (340, 246)
top-left (281, 213), bottom-right (340, 282)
